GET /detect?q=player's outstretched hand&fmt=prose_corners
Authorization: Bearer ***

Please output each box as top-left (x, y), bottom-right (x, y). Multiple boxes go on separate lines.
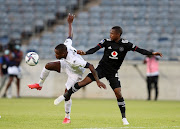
top-left (152, 52), bottom-right (163, 57)
top-left (67, 13), bottom-right (75, 24)
top-left (77, 50), bottom-right (86, 55)
top-left (97, 81), bottom-right (106, 89)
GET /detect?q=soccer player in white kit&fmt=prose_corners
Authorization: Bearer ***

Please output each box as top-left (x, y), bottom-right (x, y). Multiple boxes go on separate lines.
top-left (28, 14), bottom-right (106, 124)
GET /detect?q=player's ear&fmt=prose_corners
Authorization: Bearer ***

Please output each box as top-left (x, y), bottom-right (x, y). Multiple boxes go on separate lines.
top-left (63, 51), bottom-right (67, 56)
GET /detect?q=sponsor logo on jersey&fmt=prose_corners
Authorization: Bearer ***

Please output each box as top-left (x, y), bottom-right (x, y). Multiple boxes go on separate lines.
top-left (109, 51), bottom-right (118, 59)
top-left (119, 47), bottom-right (124, 52)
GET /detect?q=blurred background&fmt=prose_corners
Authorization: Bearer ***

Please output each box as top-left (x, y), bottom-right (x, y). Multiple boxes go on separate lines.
top-left (0, 0), bottom-right (180, 100)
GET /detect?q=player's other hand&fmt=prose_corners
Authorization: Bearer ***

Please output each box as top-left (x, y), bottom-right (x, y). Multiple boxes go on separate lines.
top-left (97, 81), bottom-right (106, 89)
top-left (152, 52), bottom-right (163, 57)
top-left (67, 13), bottom-right (75, 24)
top-left (77, 50), bottom-right (86, 55)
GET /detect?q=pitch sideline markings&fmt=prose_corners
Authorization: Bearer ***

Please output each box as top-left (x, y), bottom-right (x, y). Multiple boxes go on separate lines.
top-left (76, 126), bottom-right (180, 129)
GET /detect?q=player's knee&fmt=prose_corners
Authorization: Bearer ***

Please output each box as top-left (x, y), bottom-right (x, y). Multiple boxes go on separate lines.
top-left (114, 88), bottom-right (122, 98)
top-left (45, 62), bottom-right (60, 72)
top-left (116, 93), bottom-right (122, 99)
top-left (45, 62), bottom-right (57, 70)
top-left (45, 62), bottom-right (52, 70)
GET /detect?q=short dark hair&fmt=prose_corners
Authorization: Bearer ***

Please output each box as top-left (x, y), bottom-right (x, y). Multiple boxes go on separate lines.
top-left (112, 26), bottom-right (123, 36)
top-left (55, 44), bottom-right (67, 53)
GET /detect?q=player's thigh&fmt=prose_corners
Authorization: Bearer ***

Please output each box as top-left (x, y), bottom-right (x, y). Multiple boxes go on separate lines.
top-left (87, 65), bottom-right (104, 81)
top-left (107, 73), bottom-right (121, 90)
top-left (45, 60), bottom-right (61, 73)
top-left (65, 75), bottom-right (81, 90)
top-left (153, 76), bottom-right (159, 83)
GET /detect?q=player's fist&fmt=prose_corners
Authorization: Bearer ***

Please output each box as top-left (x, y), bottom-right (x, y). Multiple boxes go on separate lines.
top-left (77, 50), bottom-right (86, 55)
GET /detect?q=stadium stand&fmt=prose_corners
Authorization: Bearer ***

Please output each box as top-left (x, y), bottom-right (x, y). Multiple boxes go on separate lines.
top-left (0, 0), bottom-right (179, 60)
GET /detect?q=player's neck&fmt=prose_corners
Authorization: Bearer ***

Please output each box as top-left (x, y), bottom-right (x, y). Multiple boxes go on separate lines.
top-left (114, 37), bottom-right (121, 43)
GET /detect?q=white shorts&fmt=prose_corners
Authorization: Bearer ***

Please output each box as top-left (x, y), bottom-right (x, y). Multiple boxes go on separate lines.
top-left (60, 60), bottom-right (84, 90)
top-left (7, 66), bottom-right (22, 79)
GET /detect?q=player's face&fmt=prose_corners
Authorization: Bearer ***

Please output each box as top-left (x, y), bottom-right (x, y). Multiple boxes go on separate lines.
top-left (54, 49), bottom-right (65, 59)
top-left (110, 29), bottom-right (120, 41)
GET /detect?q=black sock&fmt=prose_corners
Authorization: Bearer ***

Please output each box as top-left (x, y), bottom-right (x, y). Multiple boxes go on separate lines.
top-left (64, 83), bottom-right (81, 101)
top-left (117, 97), bottom-right (126, 118)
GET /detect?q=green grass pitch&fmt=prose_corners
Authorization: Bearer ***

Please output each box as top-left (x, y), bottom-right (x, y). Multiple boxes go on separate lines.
top-left (0, 98), bottom-right (180, 129)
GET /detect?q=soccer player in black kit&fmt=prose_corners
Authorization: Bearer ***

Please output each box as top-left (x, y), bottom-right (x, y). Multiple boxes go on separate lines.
top-left (55, 26), bottom-right (163, 125)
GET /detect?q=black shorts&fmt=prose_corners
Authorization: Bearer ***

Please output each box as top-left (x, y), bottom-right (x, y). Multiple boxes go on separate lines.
top-left (87, 65), bottom-right (121, 90)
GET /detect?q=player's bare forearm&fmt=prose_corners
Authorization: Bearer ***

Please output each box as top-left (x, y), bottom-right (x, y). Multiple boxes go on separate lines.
top-left (68, 22), bottom-right (73, 38)
top-left (67, 13), bottom-right (75, 38)
top-left (88, 64), bottom-right (106, 89)
top-left (88, 64), bottom-right (99, 82)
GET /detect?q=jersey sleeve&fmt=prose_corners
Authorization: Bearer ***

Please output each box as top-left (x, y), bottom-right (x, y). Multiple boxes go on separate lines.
top-left (75, 57), bottom-right (88, 68)
top-left (85, 39), bottom-right (107, 55)
top-left (127, 42), bottom-right (153, 55)
top-left (126, 41), bottom-right (138, 51)
top-left (64, 37), bottom-right (72, 47)
top-left (97, 39), bottom-right (107, 48)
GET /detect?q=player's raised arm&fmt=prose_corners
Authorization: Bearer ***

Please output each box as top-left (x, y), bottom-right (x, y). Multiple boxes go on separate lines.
top-left (67, 13), bottom-right (75, 39)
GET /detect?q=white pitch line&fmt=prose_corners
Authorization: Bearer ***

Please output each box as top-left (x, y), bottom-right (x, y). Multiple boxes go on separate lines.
top-left (75, 126), bottom-right (180, 129)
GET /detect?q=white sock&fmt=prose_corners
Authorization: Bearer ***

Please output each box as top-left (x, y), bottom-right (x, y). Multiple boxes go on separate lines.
top-left (64, 99), bottom-right (72, 119)
top-left (38, 67), bottom-right (50, 87)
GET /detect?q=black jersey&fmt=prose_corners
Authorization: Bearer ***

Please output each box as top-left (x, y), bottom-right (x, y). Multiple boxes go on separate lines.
top-left (86, 38), bottom-right (152, 73)
top-left (98, 39), bottom-right (136, 73)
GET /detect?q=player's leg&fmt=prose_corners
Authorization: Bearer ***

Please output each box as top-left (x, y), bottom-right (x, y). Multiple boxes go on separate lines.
top-left (62, 88), bottom-right (72, 124)
top-left (54, 76), bottom-right (93, 105)
top-left (16, 76), bottom-right (20, 98)
top-left (107, 73), bottom-right (129, 125)
top-left (153, 76), bottom-right (159, 100)
top-left (1, 74), bottom-right (12, 98)
top-left (62, 76), bottom-right (80, 124)
top-left (3, 76), bottom-right (14, 97)
top-left (39, 61), bottom-right (61, 86)
top-left (63, 66), bottom-right (104, 101)
top-left (28, 61), bottom-right (61, 89)
top-left (0, 74), bottom-right (9, 92)
top-left (54, 66), bottom-right (104, 104)
top-left (147, 76), bottom-right (151, 100)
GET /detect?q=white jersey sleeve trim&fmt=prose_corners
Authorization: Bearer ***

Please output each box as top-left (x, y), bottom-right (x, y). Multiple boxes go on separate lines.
top-left (64, 38), bottom-right (72, 46)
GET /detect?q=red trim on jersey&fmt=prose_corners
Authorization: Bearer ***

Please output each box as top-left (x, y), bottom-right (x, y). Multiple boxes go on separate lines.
top-left (98, 44), bottom-right (102, 48)
top-left (134, 46), bottom-right (138, 51)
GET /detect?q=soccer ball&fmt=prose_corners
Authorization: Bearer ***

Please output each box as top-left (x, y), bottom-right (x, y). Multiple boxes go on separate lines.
top-left (25, 52), bottom-right (39, 66)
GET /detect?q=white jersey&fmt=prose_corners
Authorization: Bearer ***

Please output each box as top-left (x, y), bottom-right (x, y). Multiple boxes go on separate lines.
top-left (63, 38), bottom-right (87, 76)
